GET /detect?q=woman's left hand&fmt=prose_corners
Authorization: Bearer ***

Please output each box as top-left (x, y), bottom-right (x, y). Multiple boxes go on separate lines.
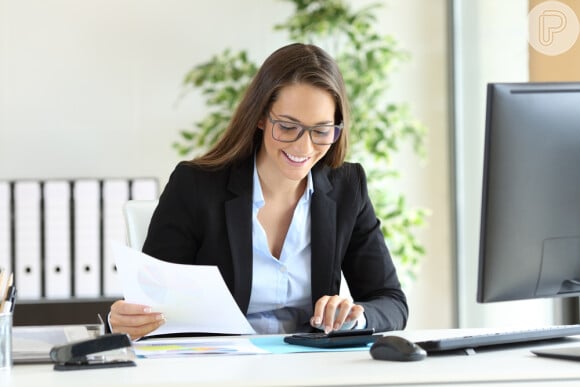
top-left (310, 295), bottom-right (364, 333)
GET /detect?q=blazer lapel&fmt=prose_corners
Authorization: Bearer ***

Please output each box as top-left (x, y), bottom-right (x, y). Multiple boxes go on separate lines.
top-left (310, 165), bottom-right (338, 303)
top-left (225, 158), bottom-right (254, 313)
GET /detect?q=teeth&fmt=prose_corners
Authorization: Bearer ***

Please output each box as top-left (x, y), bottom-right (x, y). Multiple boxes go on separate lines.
top-left (284, 151), bottom-right (308, 162)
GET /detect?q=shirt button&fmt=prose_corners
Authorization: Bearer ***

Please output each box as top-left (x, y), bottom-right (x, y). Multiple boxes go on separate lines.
top-left (280, 266), bottom-right (287, 273)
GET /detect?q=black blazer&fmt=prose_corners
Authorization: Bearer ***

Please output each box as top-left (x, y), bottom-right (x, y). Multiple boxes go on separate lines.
top-left (143, 157), bottom-right (408, 332)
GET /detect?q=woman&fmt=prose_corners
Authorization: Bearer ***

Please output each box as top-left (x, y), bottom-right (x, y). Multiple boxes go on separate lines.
top-left (110, 43), bottom-right (408, 340)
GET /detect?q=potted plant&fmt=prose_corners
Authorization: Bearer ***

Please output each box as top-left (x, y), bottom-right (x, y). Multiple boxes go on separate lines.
top-left (173, 0), bottom-right (428, 286)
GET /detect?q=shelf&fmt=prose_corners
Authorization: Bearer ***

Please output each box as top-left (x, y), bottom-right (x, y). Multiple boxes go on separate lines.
top-left (13, 298), bottom-right (117, 326)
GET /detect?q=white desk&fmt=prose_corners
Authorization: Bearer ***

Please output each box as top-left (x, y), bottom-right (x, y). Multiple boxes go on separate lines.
top-left (3, 330), bottom-right (580, 387)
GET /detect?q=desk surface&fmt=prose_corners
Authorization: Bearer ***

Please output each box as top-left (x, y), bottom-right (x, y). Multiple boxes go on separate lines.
top-left (3, 329), bottom-right (580, 387)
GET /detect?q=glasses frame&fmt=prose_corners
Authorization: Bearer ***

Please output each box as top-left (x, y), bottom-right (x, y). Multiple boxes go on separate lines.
top-left (267, 112), bottom-right (343, 145)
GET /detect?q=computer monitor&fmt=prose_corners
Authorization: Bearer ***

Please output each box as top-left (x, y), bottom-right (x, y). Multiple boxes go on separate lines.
top-left (477, 82), bottom-right (580, 303)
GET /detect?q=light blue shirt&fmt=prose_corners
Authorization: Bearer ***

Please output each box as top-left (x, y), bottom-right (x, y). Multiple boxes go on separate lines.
top-left (246, 160), bottom-right (314, 334)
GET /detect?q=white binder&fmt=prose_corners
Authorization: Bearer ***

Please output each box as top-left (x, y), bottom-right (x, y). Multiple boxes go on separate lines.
top-left (43, 181), bottom-right (71, 298)
top-left (0, 182), bottom-right (11, 273)
top-left (14, 181), bottom-right (42, 299)
top-left (73, 180), bottom-right (101, 298)
top-left (131, 178), bottom-right (158, 200)
top-left (102, 179), bottom-right (129, 297)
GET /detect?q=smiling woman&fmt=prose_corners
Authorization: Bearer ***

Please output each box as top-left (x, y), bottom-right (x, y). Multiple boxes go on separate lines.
top-left (108, 43), bottom-right (409, 340)
top-left (258, 83), bottom-right (337, 185)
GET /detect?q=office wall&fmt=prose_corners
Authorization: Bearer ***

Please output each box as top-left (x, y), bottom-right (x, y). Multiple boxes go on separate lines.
top-left (0, 0), bottom-right (451, 329)
top-left (0, 0), bottom-right (290, 182)
top-left (378, 1), bottom-right (452, 329)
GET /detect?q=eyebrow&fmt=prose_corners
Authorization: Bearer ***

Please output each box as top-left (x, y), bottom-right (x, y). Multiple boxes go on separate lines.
top-left (277, 113), bottom-right (334, 126)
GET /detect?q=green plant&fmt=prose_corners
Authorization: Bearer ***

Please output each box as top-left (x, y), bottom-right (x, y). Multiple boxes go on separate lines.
top-left (174, 0), bottom-right (428, 287)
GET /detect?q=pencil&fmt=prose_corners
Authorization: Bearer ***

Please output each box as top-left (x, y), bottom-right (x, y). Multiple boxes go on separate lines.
top-left (3, 286), bottom-right (16, 313)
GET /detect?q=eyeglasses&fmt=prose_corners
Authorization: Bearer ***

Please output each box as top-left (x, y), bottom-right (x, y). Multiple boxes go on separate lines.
top-left (267, 112), bottom-right (343, 145)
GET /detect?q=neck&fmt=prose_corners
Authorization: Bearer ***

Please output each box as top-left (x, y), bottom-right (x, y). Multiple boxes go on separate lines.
top-left (256, 156), bottom-right (306, 203)
top-left (259, 167), bottom-right (306, 202)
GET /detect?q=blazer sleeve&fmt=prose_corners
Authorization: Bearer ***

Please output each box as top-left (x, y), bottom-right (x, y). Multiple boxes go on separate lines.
top-left (339, 163), bottom-right (409, 332)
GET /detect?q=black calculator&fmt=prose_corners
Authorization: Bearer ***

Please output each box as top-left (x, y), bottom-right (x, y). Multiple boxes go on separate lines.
top-left (284, 328), bottom-right (378, 348)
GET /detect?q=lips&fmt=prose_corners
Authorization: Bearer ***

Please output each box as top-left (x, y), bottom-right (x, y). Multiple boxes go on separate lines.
top-left (283, 150), bottom-right (310, 163)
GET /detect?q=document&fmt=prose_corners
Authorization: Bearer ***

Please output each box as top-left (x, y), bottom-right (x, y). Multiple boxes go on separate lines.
top-left (133, 337), bottom-right (267, 358)
top-left (111, 241), bottom-right (256, 336)
top-left (133, 335), bottom-right (369, 359)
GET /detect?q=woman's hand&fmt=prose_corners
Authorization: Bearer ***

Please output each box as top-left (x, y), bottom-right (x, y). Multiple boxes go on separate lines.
top-left (310, 295), bottom-right (364, 333)
top-left (109, 300), bottom-right (166, 340)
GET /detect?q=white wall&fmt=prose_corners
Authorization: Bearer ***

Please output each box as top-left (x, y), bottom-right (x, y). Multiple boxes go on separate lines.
top-left (0, 0), bottom-right (452, 329)
top-left (0, 0), bottom-right (292, 182)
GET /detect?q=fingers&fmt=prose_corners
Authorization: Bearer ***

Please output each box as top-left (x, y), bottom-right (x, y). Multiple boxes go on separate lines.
top-left (109, 300), bottom-right (166, 340)
top-left (310, 295), bottom-right (364, 333)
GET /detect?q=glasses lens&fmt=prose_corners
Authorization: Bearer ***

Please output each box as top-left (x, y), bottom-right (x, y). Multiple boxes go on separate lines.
top-left (310, 126), bottom-right (339, 145)
top-left (273, 121), bottom-right (302, 142)
top-left (272, 121), bottom-right (341, 145)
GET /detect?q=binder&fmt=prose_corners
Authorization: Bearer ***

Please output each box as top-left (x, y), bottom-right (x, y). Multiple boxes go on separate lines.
top-left (43, 181), bottom-right (71, 298)
top-left (0, 182), bottom-right (10, 273)
top-left (14, 181), bottom-right (42, 299)
top-left (73, 180), bottom-right (101, 298)
top-left (131, 178), bottom-right (158, 200)
top-left (102, 179), bottom-right (129, 297)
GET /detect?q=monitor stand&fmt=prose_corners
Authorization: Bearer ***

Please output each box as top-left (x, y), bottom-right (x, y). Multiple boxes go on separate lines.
top-left (558, 297), bottom-right (580, 325)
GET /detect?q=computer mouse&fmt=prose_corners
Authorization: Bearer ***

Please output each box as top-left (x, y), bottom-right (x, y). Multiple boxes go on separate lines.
top-left (370, 335), bottom-right (427, 362)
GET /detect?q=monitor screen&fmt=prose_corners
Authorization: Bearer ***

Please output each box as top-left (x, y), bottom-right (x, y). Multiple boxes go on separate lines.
top-left (477, 82), bottom-right (580, 303)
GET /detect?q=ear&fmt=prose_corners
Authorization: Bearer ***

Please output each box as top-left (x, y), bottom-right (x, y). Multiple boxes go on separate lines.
top-left (257, 118), bottom-right (265, 130)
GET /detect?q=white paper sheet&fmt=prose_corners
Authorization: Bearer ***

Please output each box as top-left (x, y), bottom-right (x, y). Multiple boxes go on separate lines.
top-left (111, 241), bottom-right (255, 336)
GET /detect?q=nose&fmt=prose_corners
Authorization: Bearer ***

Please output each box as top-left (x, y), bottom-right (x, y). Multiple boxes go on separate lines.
top-left (292, 130), bottom-right (315, 153)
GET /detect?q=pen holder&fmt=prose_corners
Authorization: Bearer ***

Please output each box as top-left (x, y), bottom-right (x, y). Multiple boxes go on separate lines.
top-left (0, 312), bottom-right (12, 370)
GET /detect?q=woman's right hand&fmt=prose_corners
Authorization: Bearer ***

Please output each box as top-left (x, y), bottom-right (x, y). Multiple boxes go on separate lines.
top-left (109, 300), bottom-right (166, 340)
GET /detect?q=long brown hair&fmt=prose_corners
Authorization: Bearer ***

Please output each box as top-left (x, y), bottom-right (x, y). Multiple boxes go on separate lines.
top-left (191, 43), bottom-right (350, 169)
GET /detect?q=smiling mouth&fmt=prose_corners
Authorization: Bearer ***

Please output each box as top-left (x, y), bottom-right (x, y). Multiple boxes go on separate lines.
top-left (283, 150), bottom-right (310, 164)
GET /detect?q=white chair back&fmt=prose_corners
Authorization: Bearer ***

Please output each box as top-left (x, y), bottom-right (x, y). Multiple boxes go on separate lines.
top-left (123, 200), bottom-right (158, 249)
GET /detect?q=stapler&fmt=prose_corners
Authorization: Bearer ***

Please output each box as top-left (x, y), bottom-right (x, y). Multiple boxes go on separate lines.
top-left (50, 333), bottom-right (136, 371)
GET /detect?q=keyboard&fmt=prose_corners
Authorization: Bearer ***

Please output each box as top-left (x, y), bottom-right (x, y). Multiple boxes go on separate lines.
top-left (415, 324), bottom-right (580, 353)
